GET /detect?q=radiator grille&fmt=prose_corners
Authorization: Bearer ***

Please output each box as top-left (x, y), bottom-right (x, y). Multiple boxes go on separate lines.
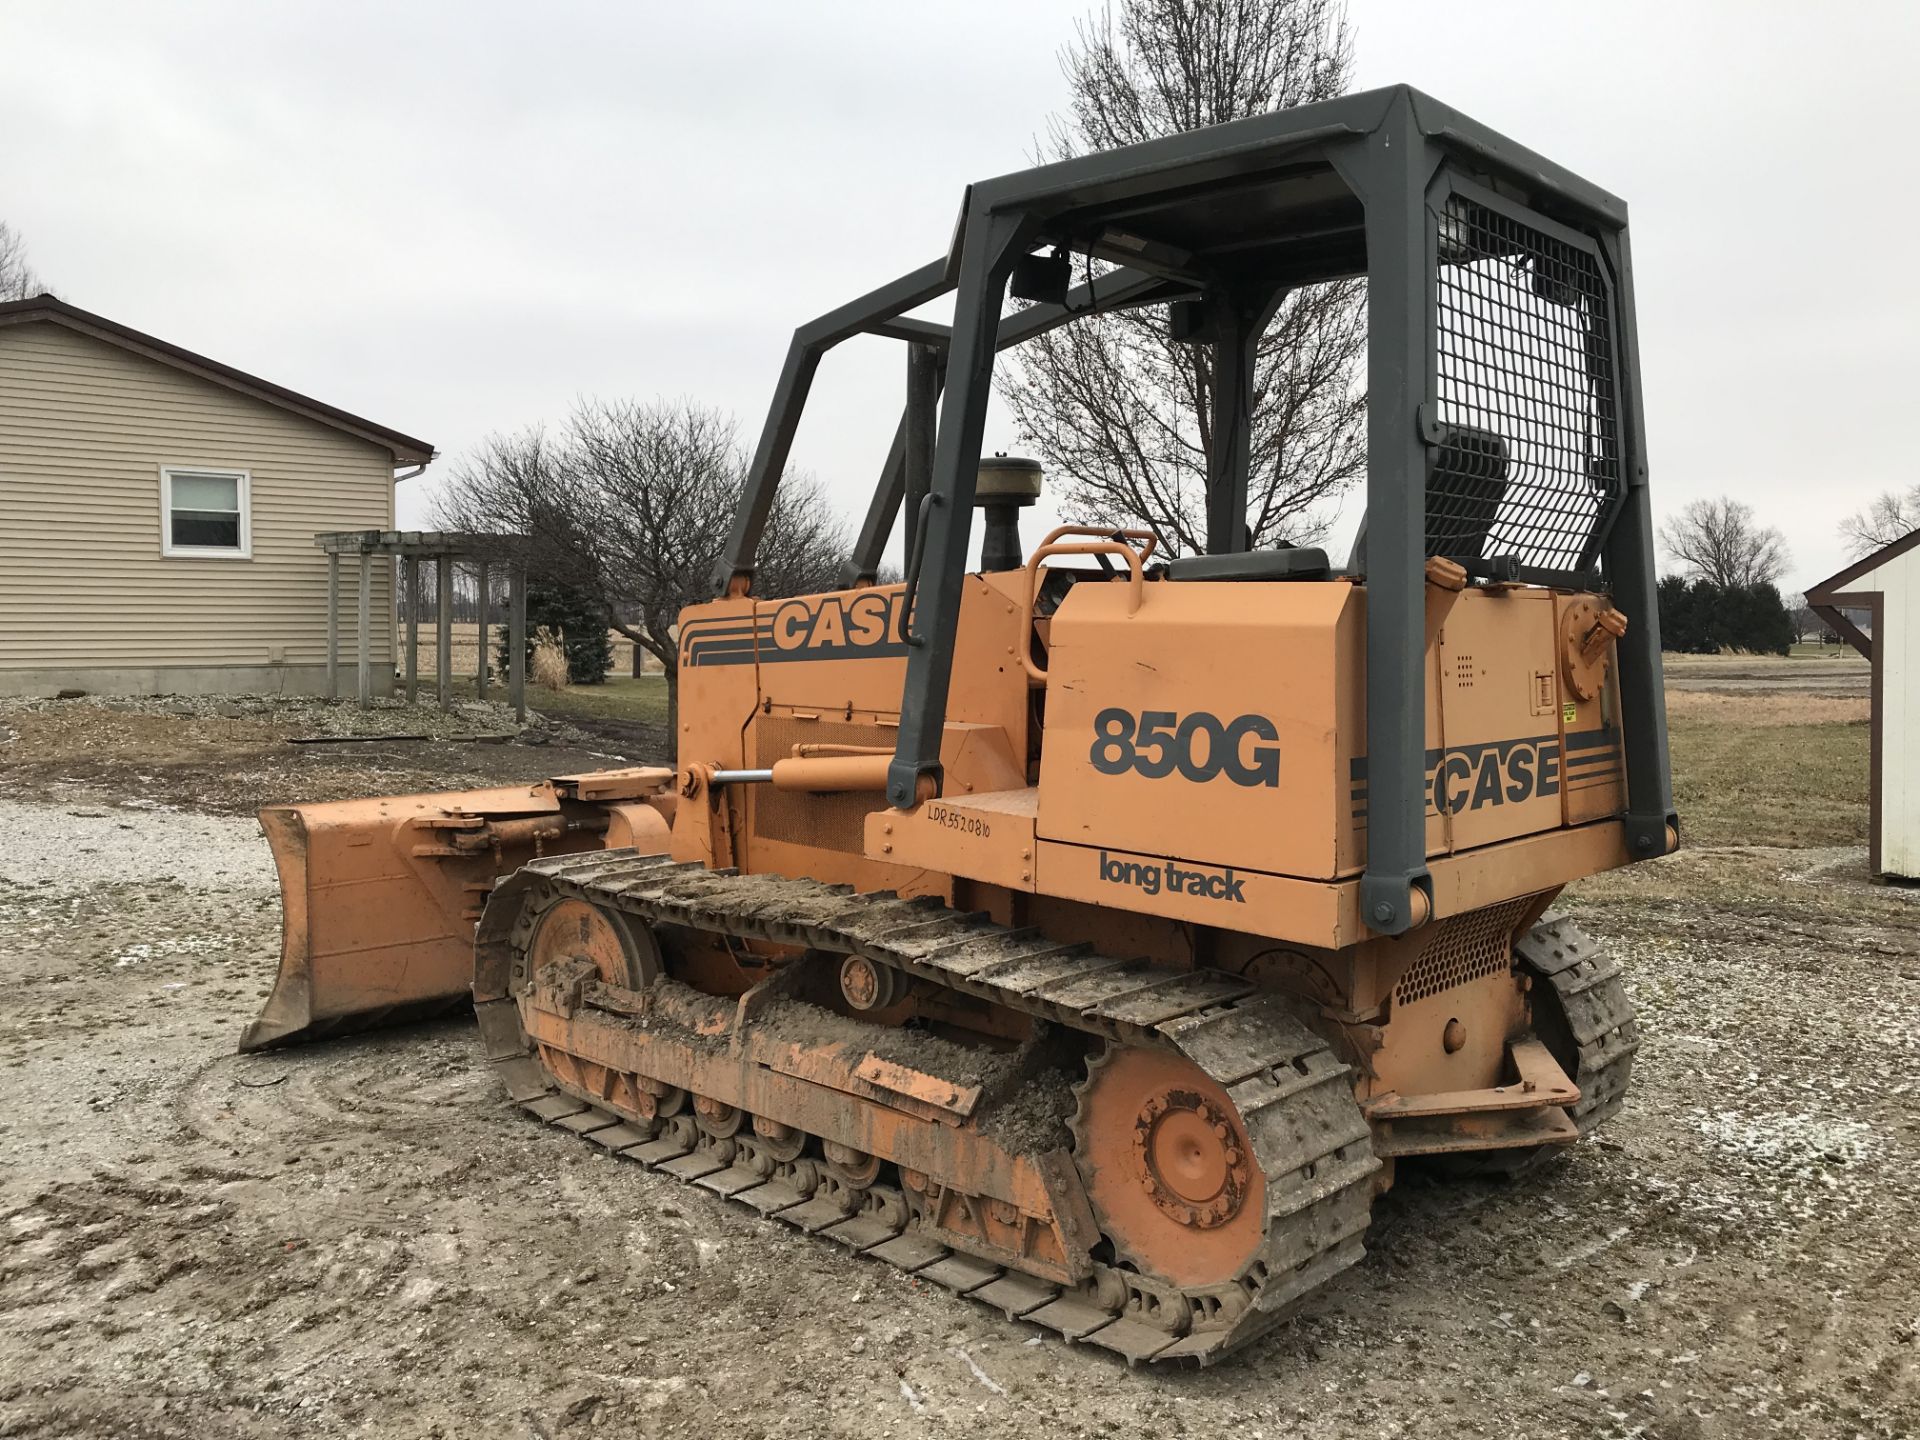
top-left (1429, 195), bottom-right (1621, 578)
top-left (752, 716), bottom-right (893, 855)
top-left (1394, 897), bottom-right (1532, 1005)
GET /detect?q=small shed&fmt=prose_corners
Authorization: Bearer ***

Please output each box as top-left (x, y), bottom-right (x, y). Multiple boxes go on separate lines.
top-left (1808, 530), bottom-right (1920, 880)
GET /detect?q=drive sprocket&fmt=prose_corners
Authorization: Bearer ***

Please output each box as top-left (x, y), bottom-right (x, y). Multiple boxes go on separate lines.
top-left (1070, 1045), bottom-right (1266, 1287)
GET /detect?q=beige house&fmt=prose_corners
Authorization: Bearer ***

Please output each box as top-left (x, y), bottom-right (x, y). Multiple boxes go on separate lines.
top-left (0, 295), bottom-right (432, 697)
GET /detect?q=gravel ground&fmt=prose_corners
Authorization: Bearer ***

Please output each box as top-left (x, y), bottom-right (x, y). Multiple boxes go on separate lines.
top-left (1, 796), bottom-right (1916, 1438)
top-left (0, 799), bottom-right (273, 894)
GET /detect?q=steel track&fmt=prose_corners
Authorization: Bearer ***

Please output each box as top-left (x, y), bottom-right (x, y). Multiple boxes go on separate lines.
top-left (1514, 915), bottom-right (1641, 1136)
top-left (471, 849), bottom-right (1382, 1365)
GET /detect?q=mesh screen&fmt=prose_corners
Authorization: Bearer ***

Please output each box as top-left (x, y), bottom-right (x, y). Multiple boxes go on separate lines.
top-left (1429, 196), bottom-right (1621, 575)
top-left (752, 716), bottom-right (893, 855)
top-left (1393, 896), bottom-right (1534, 1005)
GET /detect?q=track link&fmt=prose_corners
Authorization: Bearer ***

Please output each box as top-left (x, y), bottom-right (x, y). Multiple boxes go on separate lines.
top-left (1514, 914), bottom-right (1640, 1136)
top-left (1438, 914), bottom-right (1641, 1180)
top-left (472, 850), bottom-right (1381, 1365)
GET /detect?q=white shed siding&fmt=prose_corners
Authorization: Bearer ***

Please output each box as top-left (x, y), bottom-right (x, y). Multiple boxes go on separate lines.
top-left (1869, 545), bottom-right (1920, 877)
top-left (0, 321), bottom-right (396, 674)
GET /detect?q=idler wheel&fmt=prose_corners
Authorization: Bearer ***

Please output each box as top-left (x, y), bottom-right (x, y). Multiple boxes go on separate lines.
top-left (522, 896), bottom-right (660, 991)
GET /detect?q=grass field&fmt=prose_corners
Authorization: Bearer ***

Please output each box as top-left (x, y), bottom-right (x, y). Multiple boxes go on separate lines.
top-left (1788, 641), bottom-right (1855, 657)
top-left (532, 674), bottom-right (671, 725)
top-left (1667, 700), bottom-right (1868, 847)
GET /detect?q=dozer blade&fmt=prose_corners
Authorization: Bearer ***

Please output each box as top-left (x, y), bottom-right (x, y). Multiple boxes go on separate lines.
top-left (243, 783), bottom-right (642, 1052)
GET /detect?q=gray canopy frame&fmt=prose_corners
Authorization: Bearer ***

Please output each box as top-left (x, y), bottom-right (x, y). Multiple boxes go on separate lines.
top-left (714, 84), bottom-right (1676, 936)
top-left (316, 530), bottom-right (530, 721)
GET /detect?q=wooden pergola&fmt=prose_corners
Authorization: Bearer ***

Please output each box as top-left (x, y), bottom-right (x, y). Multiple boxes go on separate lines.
top-left (316, 530), bottom-right (529, 719)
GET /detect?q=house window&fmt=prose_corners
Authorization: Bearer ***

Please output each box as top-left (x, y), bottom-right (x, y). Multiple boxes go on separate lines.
top-left (160, 467), bottom-right (251, 557)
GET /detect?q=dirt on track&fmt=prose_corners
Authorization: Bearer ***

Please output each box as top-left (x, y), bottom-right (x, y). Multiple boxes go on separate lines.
top-left (3, 780), bottom-right (1917, 1438)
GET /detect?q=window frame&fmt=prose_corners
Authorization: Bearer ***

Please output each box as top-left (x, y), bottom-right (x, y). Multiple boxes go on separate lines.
top-left (159, 465), bottom-right (253, 559)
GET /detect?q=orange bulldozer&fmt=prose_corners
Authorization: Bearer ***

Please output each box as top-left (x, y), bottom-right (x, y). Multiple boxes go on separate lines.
top-left (246, 86), bottom-right (1677, 1364)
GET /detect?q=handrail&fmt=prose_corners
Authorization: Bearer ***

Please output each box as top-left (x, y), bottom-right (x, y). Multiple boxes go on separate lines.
top-left (898, 493), bottom-right (939, 646)
top-left (1016, 529), bottom-right (1157, 682)
top-left (1033, 524), bottom-right (1160, 562)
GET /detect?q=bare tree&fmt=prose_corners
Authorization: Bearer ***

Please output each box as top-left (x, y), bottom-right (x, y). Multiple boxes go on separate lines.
top-left (0, 221), bottom-right (46, 302)
top-left (1003, 0), bottom-right (1364, 557)
top-left (1785, 592), bottom-right (1820, 643)
top-left (1659, 497), bottom-right (1789, 590)
top-left (1839, 484), bottom-right (1920, 558)
top-left (436, 397), bottom-right (851, 733)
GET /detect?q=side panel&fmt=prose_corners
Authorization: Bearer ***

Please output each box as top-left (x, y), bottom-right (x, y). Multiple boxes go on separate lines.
top-left (1036, 580), bottom-right (1356, 881)
top-left (1557, 592), bottom-right (1628, 828)
top-left (1038, 578), bottom-right (1624, 887)
top-left (676, 577), bottom-right (1032, 889)
top-left (1432, 589), bottom-right (1565, 853)
top-left (1038, 837), bottom-right (1352, 947)
top-left (674, 595), bottom-right (765, 770)
top-left (692, 577), bottom-right (1030, 738)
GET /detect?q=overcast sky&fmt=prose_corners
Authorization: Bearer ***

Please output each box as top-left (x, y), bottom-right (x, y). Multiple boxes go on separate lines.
top-left (4, 1), bottom-right (1915, 594)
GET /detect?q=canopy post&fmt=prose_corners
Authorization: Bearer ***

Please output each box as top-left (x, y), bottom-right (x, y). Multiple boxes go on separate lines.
top-left (325, 552), bottom-right (341, 700)
top-left (403, 556), bottom-right (420, 703)
top-left (355, 552), bottom-right (372, 707)
top-left (509, 562), bottom-right (528, 723)
top-left (475, 560), bottom-right (491, 700)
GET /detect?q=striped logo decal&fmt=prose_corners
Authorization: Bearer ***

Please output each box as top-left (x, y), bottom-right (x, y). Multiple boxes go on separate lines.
top-left (679, 614), bottom-right (775, 669)
top-left (679, 588), bottom-right (912, 669)
top-left (1347, 727), bottom-right (1623, 825)
top-left (1561, 726), bottom-right (1626, 794)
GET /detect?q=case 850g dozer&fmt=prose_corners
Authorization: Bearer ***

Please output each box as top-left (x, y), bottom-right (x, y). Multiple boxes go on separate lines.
top-left (246, 86), bottom-right (1677, 1364)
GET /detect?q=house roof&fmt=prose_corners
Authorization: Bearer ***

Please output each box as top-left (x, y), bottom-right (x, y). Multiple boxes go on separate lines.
top-left (0, 292), bottom-right (434, 467)
top-left (1806, 524), bottom-right (1920, 604)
